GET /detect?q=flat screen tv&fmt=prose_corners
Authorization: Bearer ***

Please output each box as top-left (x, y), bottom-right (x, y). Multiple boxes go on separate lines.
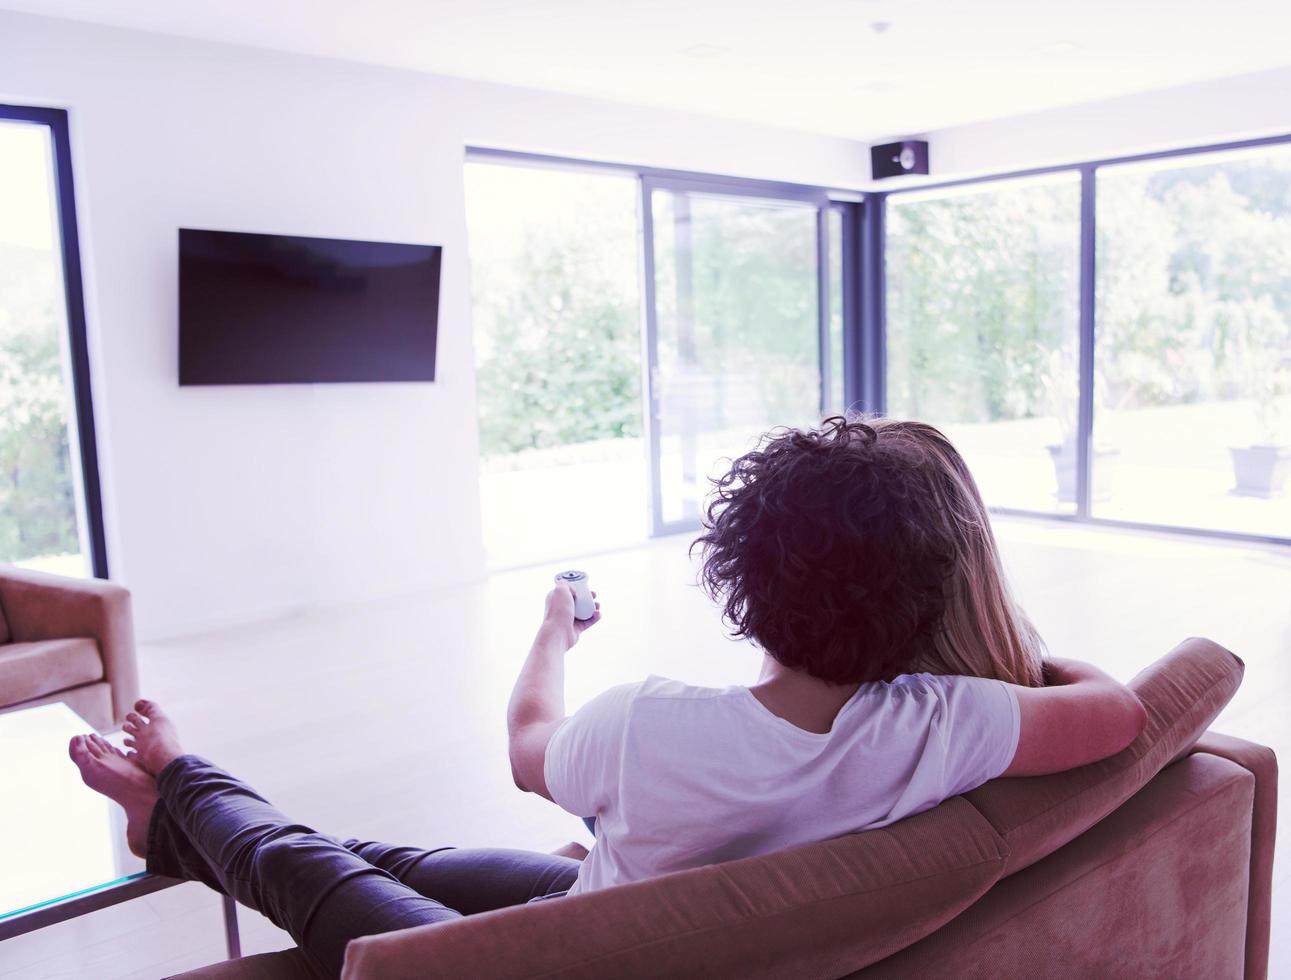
top-left (178, 228), bottom-right (441, 385)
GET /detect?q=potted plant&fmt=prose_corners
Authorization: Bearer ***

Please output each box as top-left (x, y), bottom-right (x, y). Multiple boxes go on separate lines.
top-left (1229, 343), bottom-right (1291, 499)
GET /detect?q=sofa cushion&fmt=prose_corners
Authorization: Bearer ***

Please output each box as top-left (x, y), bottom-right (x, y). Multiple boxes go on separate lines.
top-left (342, 796), bottom-right (1009, 980)
top-left (0, 638), bottom-right (102, 706)
top-left (0, 591), bottom-right (9, 644)
top-left (963, 636), bottom-right (1243, 876)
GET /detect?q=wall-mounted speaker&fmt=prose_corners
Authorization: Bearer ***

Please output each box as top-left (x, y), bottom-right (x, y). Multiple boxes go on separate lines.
top-left (871, 140), bottom-right (929, 180)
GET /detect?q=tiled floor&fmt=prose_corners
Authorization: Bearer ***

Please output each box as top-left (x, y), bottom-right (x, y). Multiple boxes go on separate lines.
top-left (2, 516), bottom-right (1288, 977)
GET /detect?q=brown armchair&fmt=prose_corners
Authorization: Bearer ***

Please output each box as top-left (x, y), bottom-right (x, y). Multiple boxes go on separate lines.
top-left (0, 564), bottom-right (139, 731)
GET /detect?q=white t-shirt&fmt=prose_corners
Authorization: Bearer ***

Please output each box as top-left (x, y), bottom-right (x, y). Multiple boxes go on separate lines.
top-left (544, 673), bottom-right (1020, 896)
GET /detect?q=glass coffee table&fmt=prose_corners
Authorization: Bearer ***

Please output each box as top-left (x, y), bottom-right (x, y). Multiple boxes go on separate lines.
top-left (0, 702), bottom-right (241, 958)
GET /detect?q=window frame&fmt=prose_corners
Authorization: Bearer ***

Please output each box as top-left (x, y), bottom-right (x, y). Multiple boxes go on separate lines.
top-left (0, 103), bottom-right (108, 577)
top-left (466, 147), bottom-right (867, 539)
top-left (877, 132), bottom-right (1291, 547)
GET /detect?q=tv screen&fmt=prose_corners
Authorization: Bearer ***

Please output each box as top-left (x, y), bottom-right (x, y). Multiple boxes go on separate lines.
top-left (178, 228), bottom-right (441, 385)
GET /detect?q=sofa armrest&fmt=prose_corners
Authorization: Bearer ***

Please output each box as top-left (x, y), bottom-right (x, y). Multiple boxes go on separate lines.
top-left (1191, 732), bottom-right (1278, 980)
top-left (964, 637), bottom-right (1244, 877)
top-left (0, 565), bottom-right (139, 725)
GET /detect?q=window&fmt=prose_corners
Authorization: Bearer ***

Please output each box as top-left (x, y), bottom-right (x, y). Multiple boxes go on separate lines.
top-left (647, 188), bottom-right (822, 526)
top-left (464, 161), bottom-right (645, 567)
top-left (1093, 146), bottom-right (1291, 537)
top-left (885, 174), bottom-right (1081, 513)
top-left (0, 107), bottom-right (104, 576)
top-left (466, 155), bottom-right (846, 563)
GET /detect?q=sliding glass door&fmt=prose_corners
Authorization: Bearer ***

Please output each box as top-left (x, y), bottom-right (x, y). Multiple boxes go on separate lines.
top-left (465, 156), bottom-right (846, 562)
top-left (642, 179), bottom-right (829, 534)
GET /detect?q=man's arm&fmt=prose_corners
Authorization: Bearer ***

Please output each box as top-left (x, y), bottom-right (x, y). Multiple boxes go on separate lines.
top-left (507, 585), bottom-right (600, 801)
top-left (1003, 657), bottom-right (1148, 777)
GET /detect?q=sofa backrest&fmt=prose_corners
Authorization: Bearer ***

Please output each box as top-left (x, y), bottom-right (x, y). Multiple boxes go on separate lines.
top-left (343, 797), bottom-right (1008, 979)
top-left (965, 636), bottom-right (1244, 876)
top-left (342, 638), bottom-right (1244, 980)
top-left (0, 563), bottom-right (120, 642)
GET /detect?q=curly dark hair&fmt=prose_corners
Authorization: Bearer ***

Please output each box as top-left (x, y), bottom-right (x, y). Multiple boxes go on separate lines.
top-left (692, 416), bottom-right (958, 685)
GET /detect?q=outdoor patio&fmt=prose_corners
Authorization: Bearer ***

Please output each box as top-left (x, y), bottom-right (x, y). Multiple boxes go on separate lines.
top-left (479, 398), bottom-right (1291, 569)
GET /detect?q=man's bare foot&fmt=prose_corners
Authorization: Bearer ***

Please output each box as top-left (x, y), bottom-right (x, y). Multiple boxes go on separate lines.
top-left (122, 699), bottom-right (185, 777)
top-left (68, 733), bottom-right (158, 858)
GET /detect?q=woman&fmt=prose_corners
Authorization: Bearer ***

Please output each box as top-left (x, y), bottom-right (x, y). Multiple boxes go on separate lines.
top-left (71, 416), bottom-right (1145, 978)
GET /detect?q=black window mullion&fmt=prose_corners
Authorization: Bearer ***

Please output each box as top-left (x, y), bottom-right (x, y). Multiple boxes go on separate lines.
top-left (1075, 166), bottom-right (1097, 520)
top-left (856, 195), bottom-right (885, 415)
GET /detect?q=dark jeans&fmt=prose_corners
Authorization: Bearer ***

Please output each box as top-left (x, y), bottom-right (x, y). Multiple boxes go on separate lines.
top-left (147, 755), bottom-right (580, 979)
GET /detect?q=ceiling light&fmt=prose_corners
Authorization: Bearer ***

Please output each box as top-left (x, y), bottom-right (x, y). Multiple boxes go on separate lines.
top-left (680, 43), bottom-right (728, 58)
top-left (1036, 40), bottom-right (1082, 55)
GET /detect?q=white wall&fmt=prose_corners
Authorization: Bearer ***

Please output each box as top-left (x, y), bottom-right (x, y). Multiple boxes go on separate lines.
top-left (13, 8), bottom-right (1286, 640)
top-left (918, 65), bottom-right (1291, 183)
top-left (0, 11), bottom-right (870, 639)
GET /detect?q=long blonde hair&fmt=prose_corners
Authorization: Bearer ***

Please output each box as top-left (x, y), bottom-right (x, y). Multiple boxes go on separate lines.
top-left (869, 417), bottom-right (1047, 687)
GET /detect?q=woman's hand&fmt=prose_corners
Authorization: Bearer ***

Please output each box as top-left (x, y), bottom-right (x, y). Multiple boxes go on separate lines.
top-left (542, 584), bottom-right (601, 649)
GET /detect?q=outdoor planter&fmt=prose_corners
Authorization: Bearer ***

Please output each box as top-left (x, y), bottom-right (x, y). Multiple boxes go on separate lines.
top-left (1229, 444), bottom-right (1291, 498)
top-left (1048, 442), bottom-right (1119, 504)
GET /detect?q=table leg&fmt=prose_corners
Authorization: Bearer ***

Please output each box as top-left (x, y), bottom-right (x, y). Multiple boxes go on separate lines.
top-left (222, 894), bottom-right (242, 959)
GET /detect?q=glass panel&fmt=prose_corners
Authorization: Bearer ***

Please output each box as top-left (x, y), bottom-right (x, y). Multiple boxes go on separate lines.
top-left (828, 206), bottom-right (845, 413)
top-left (1094, 146), bottom-right (1291, 537)
top-left (0, 120), bottom-right (88, 575)
top-left (886, 174), bottom-right (1082, 513)
top-left (0, 703), bottom-right (141, 922)
top-left (650, 190), bottom-right (821, 526)
top-left (464, 162), bottom-right (644, 567)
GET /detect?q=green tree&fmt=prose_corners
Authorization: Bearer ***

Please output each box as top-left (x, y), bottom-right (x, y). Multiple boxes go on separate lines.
top-left (886, 180), bottom-right (1079, 426)
top-left (473, 226), bottom-right (642, 454)
top-left (886, 153), bottom-right (1291, 446)
top-left (653, 196), bottom-right (820, 432)
top-left (1098, 158), bottom-right (1291, 437)
top-left (0, 244), bottom-right (79, 562)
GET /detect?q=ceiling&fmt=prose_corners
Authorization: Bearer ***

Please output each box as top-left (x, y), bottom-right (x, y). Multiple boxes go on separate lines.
top-left (8, 0), bottom-right (1291, 141)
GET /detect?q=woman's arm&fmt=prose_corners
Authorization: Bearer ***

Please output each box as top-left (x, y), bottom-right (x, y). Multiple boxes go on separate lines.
top-left (507, 585), bottom-right (600, 800)
top-left (1002, 657), bottom-right (1147, 777)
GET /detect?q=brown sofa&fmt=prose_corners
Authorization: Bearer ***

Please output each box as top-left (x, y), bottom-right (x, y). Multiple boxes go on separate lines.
top-left (176, 638), bottom-right (1274, 979)
top-left (0, 564), bottom-right (139, 731)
